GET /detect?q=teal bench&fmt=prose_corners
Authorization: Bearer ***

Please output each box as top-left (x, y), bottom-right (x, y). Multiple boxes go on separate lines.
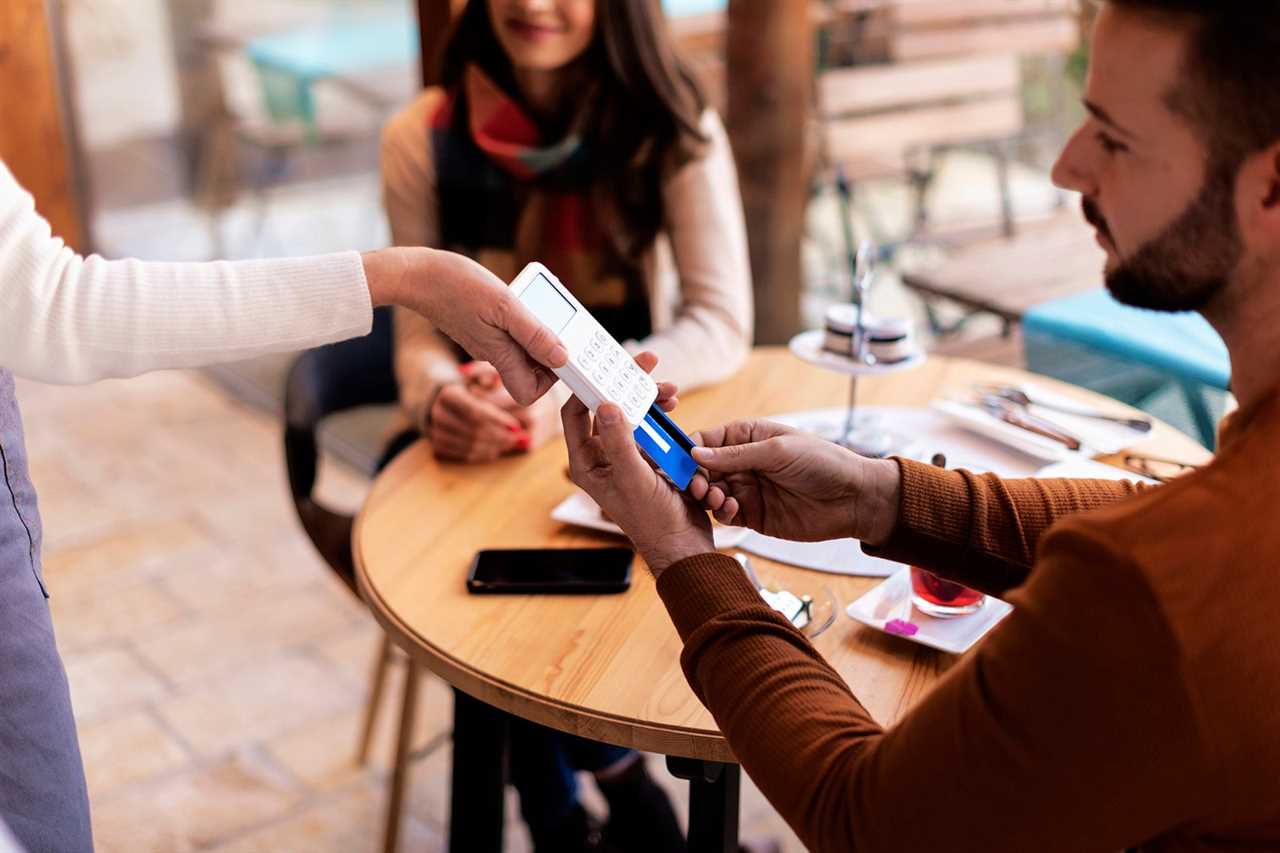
top-left (1023, 289), bottom-right (1231, 448)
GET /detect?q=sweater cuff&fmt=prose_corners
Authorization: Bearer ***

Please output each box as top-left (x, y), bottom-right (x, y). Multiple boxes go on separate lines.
top-left (861, 457), bottom-right (971, 569)
top-left (656, 552), bottom-right (767, 643)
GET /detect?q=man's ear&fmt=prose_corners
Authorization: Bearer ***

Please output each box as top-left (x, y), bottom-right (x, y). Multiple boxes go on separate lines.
top-left (1265, 147), bottom-right (1280, 209)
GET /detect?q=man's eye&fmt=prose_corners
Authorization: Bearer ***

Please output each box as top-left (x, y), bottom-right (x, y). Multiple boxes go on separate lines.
top-left (1095, 132), bottom-right (1128, 155)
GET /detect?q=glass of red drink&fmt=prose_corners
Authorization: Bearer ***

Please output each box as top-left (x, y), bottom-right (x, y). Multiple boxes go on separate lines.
top-left (910, 567), bottom-right (985, 617)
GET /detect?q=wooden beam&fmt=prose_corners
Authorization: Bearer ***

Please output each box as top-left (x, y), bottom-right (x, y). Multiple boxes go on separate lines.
top-left (726, 0), bottom-right (813, 346)
top-left (0, 0), bottom-right (84, 251)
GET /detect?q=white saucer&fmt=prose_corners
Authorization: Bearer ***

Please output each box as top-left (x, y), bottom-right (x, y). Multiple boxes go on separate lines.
top-left (789, 329), bottom-right (925, 377)
top-left (845, 567), bottom-right (1013, 654)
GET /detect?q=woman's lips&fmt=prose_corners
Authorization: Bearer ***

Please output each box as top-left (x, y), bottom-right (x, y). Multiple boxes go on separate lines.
top-left (505, 18), bottom-right (563, 41)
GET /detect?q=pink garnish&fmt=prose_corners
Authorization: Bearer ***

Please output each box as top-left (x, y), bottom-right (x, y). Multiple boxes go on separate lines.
top-left (884, 619), bottom-right (919, 637)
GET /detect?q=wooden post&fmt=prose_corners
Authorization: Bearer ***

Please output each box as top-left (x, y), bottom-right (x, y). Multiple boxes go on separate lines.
top-left (166, 0), bottom-right (218, 192)
top-left (726, 0), bottom-right (813, 345)
top-left (0, 0), bottom-right (85, 251)
top-left (417, 0), bottom-right (459, 87)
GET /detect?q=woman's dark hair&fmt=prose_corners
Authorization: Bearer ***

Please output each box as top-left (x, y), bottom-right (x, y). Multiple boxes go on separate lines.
top-left (437, 0), bottom-right (709, 259)
top-left (1107, 1), bottom-right (1280, 172)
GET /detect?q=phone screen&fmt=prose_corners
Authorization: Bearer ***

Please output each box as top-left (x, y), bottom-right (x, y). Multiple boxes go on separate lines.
top-left (466, 548), bottom-right (633, 595)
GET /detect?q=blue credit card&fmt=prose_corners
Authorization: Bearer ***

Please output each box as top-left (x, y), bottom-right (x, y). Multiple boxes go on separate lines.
top-left (632, 404), bottom-right (698, 490)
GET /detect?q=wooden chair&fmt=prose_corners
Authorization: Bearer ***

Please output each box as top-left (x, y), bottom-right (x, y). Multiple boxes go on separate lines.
top-left (811, 1), bottom-right (1101, 345)
top-left (283, 307), bottom-right (422, 853)
top-left (817, 0), bottom-right (1078, 238)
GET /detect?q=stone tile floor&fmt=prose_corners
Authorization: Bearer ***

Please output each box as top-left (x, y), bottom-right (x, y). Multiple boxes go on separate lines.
top-left (18, 369), bottom-right (805, 852)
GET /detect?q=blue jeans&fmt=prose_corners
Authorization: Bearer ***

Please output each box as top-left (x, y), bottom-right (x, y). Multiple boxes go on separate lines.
top-left (0, 370), bottom-right (93, 852)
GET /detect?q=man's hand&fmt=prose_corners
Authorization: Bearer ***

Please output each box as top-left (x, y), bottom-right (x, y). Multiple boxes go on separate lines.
top-left (690, 421), bottom-right (902, 546)
top-left (562, 353), bottom-right (712, 576)
top-left (363, 248), bottom-right (568, 406)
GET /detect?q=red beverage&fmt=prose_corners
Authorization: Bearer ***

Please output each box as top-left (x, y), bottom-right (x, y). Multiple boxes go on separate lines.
top-left (910, 567), bottom-right (984, 617)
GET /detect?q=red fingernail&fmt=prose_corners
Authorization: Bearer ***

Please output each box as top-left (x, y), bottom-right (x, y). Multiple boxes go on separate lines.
top-left (459, 363), bottom-right (475, 375)
top-left (506, 423), bottom-right (522, 434)
top-left (515, 433), bottom-right (531, 451)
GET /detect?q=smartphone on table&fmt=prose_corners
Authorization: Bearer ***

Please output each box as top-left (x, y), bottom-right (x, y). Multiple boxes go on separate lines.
top-left (466, 548), bottom-right (633, 595)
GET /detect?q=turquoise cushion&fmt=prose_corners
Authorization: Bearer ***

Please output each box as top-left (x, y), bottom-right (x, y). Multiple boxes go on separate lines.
top-left (1024, 289), bottom-right (1230, 390)
top-left (247, 17), bottom-right (418, 83)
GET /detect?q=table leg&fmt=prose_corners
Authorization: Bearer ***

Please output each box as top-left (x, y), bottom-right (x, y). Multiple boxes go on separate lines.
top-left (666, 756), bottom-right (740, 853)
top-left (449, 691), bottom-right (509, 853)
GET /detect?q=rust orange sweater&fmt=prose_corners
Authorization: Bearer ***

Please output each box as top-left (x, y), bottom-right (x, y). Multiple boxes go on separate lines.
top-left (657, 391), bottom-right (1280, 852)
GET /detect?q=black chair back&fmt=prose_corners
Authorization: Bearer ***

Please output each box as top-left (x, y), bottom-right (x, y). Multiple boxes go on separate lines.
top-left (284, 306), bottom-right (398, 593)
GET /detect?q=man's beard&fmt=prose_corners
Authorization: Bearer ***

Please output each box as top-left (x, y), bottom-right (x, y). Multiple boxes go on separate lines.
top-left (1083, 162), bottom-right (1242, 313)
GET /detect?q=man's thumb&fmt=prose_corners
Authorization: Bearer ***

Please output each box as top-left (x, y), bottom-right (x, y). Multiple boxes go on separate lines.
top-left (597, 404), bottom-right (650, 475)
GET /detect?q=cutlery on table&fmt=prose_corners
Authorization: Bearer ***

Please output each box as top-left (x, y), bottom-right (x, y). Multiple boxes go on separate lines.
top-left (980, 396), bottom-right (1083, 451)
top-left (977, 385), bottom-right (1153, 432)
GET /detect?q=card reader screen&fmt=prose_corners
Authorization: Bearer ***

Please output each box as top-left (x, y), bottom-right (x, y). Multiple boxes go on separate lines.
top-left (518, 273), bottom-right (577, 335)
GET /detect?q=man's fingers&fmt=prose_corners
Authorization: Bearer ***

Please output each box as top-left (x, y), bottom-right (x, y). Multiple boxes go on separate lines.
top-left (595, 404), bottom-right (652, 479)
top-left (560, 395), bottom-right (593, 456)
top-left (688, 472), bottom-right (709, 501)
top-left (633, 351), bottom-right (658, 374)
top-left (697, 419), bottom-right (794, 450)
top-left (690, 438), bottom-right (779, 474)
top-left (714, 498), bottom-right (739, 525)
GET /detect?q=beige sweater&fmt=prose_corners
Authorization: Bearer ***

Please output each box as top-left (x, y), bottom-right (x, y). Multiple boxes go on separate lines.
top-left (380, 89), bottom-right (753, 427)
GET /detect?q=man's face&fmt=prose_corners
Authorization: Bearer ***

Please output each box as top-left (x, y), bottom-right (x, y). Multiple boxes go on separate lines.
top-left (1051, 5), bottom-right (1242, 312)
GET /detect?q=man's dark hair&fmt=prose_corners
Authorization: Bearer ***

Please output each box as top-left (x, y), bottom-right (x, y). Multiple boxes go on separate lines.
top-left (1108, 1), bottom-right (1280, 171)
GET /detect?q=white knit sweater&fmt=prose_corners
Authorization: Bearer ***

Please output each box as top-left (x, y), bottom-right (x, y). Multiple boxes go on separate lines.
top-left (0, 159), bottom-right (373, 384)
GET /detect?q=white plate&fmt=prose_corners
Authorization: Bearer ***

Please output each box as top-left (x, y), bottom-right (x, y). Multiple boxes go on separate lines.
top-left (551, 491), bottom-right (749, 549)
top-left (931, 399), bottom-right (1076, 462)
top-left (788, 329), bottom-right (925, 377)
top-left (845, 567), bottom-right (1013, 654)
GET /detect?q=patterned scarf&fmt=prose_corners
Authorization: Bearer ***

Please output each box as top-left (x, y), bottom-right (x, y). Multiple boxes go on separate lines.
top-left (428, 64), bottom-right (651, 343)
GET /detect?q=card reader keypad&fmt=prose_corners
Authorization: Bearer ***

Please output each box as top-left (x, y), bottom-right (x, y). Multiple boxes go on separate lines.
top-left (578, 328), bottom-right (654, 423)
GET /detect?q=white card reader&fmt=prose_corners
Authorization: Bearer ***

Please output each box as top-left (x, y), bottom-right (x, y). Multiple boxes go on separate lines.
top-left (510, 263), bottom-right (700, 489)
top-left (510, 262), bottom-right (658, 426)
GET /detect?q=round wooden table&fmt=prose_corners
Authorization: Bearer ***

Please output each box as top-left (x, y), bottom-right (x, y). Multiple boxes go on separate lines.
top-left (355, 349), bottom-right (1210, 852)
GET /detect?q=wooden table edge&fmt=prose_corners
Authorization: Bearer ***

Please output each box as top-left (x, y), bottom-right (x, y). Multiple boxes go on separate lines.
top-left (352, 508), bottom-right (738, 763)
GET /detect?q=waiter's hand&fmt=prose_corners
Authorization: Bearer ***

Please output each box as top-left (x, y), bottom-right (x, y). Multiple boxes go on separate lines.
top-left (562, 353), bottom-right (711, 576)
top-left (363, 248), bottom-right (567, 405)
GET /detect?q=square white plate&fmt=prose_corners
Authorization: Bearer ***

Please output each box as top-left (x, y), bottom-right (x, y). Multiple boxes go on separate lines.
top-left (931, 399), bottom-right (1075, 462)
top-left (551, 491), bottom-right (749, 549)
top-left (845, 567), bottom-right (1013, 654)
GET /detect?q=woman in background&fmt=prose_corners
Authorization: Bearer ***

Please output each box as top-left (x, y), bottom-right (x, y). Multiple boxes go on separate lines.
top-left (379, 0), bottom-right (753, 849)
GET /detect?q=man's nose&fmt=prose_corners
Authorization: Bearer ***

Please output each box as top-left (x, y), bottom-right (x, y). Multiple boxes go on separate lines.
top-left (1051, 126), bottom-right (1097, 197)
